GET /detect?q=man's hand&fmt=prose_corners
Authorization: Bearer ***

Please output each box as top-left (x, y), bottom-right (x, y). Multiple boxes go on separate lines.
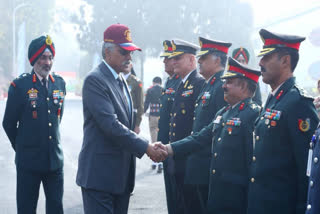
top-left (134, 126), bottom-right (140, 134)
top-left (146, 143), bottom-right (168, 162)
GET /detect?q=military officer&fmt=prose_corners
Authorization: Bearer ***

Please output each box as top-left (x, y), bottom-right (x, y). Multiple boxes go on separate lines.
top-left (183, 37), bottom-right (230, 213)
top-left (123, 65), bottom-right (144, 134)
top-left (156, 57), bottom-right (261, 214)
top-left (247, 29), bottom-right (319, 214)
top-left (306, 126), bottom-right (320, 214)
top-left (2, 35), bottom-right (66, 214)
top-left (232, 47), bottom-right (262, 106)
top-left (144, 76), bottom-right (163, 172)
top-left (168, 39), bottom-right (205, 214)
top-left (157, 40), bottom-right (181, 214)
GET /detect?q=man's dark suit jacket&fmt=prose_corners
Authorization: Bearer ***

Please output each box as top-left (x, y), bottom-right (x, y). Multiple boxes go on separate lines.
top-left (76, 62), bottom-right (149, 194)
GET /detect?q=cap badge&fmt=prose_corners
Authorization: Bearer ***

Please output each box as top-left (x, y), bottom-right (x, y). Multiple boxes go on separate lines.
top-left (164, 42), bottom-right (168, 51)
top-left (172, 42), bottom-right (176, 51)
top-left (124, 29), bottom-right (132, 42)
top-left (45, 35), bottom-right (52, 46)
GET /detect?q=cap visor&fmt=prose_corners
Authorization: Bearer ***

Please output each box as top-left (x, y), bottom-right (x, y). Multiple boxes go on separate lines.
top-left (257, 47), bottom-right (276, 57)
top-left (221, 72), bottom-right (242, 79)
top-left (168, 51), bottom-right (184, 59)
top-left (160, 52), bottom-right (172, 57)
top-left (196, 50), bottom-right (209, 57)
top-left (119, 43), bottom-right (142, 51)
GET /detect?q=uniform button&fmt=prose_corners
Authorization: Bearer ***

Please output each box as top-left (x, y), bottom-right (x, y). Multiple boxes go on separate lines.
top-left (48, 110), bottom-right (51, 114)
top-left (193, 117), bottom-right (196, 120)
top-left (260, 117), bottom-right (264, 120)
top-left (195, 103), bottom-right (198, 107)
top-left (160, 104), bottom-right (162, 107)
top-left (310, 180), bottom-right (314, 187)
top-left (173, 123), bottom-right (176, 127)
top-left (49, 136), bottom-right (52, 140)
top-left (170, 113), bottom-right (172, 116)
top-left (191, 131), bottom-right (194, 135)
top-left (214, 153), bottom-right (217, 158)
top-left (307, 204), bottom-right (312, 210)
top-left (212, 169), bottom-right (216, 174)
top-left (268, 125), bottom-right (270, 128)
top-left (173, 133), bottom-right (175, 136)
top-left (169, 132), bottom-right (171, 136)
top-left (251, 178), bottom-right (255, 183)
top-left (256, 136), bottom-right (259, 140)
top-left (169, 123), bottom-right (172, 127)
top-left (174, 113), bottom-right (176, 117)
top-left (168, 98), bottom-right (170, 101)
top-left (47, 97), bottom-right (50, 101)
top-left (222, 123), bottom-right (225, 126)
top-left (218, 138), bottom-right (221, 142)
top-left (48, 123), bottom-right (52, 127)
top-left (314, 157), bottom-right (318, 163)
top-left (252, 156), bottom-right (256, 162)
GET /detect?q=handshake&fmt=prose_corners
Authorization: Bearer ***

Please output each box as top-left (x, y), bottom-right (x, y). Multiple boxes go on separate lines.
top-left (146, 142), bottom-right (172, 162)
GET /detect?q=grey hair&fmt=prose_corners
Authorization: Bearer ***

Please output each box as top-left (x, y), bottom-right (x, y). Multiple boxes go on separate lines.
top-left (212, 52), bottom-right (228, 68)
top-left (102, 42), bottom-right (117, 59)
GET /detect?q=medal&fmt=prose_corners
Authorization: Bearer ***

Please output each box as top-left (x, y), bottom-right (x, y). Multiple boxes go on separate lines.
top-left (182, 109), bottom-right (186, 114)
top-left (265, 119), bottom-right (270, 125)
top-left (54, 99), bottom-right (59, 104)
top-left (271, 120), bottom-right (277, 127)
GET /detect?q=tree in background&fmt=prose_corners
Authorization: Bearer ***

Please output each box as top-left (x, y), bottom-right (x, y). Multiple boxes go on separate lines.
top-left (0, 0), bottom-right (55, 82)
top-left (73, 0), bottom-right (254, 80)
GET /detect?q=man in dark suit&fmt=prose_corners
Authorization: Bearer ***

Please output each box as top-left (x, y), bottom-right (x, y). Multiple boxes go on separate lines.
top-left (2, 35), bottom-right (66, 214)
top-left (168, 39), bottom-right (205, 214)
top-left (157, 40), bottom-right (181, 214)
top-left (76, 24), bottom-right (166, 214)
top-left (183, 37), bottom-right (230, 213)
top-left (156, 57), bottom-right (261, 214)
top-left (247, 29), bottom-right (319, 214)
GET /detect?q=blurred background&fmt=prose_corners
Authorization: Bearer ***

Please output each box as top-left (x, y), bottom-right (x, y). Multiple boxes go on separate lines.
top-left (0, 0), bottom-right (320, 100)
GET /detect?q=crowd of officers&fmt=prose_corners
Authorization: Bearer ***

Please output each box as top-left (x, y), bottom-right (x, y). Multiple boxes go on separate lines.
top-left (156, 29), bottom-right (320, 214)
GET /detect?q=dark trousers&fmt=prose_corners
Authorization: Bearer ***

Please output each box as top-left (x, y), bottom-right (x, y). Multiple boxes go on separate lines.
top-left (16, 167), bottom-right (64, 214)
top-left (81, 188), bottom-right (130, 214)
top-left (163, 157), bottom-right (178, 214)
top-left (184, 184), bottom-right (208, 214)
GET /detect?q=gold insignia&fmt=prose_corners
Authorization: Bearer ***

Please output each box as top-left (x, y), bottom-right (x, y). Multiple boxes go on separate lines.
top-left (172, 41), bottom-right (176, 51)
top-left (258, 48), bottom-right (276, 57)
top-left (124, 29), bottom-right (132, 42)
top-left (27, 88), bottom-right (39, 94)
top-left (164, 42), bottom-right (168, 51)
top-left (187, 85), bottom-right (193, 89)
top-left (46, 35), bottom-right (52, 45)
top-left (199, 39), bottom-right (203, 48)
top-left (298, 119), bottom-right (310, 132)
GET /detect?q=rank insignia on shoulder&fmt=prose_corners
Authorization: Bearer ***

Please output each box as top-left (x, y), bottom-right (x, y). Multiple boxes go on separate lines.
top-left (10, 82), bottom-right (16, 87)
top-left (298, 118), bottom-right (310, 132)
top-left (213, 115), bottom-right (222, 124)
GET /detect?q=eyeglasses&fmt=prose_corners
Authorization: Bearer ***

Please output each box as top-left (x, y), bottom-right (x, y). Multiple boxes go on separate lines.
top-left (119, 48), bottom-right (133, 56)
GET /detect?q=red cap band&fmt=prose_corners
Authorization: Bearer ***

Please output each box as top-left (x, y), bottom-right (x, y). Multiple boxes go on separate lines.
top-left (264, 38), bottom-right (300, 50)
top-left (202, 44), bottom-right (229, 54)
top-left (229, 65), bottom-right (259, 83)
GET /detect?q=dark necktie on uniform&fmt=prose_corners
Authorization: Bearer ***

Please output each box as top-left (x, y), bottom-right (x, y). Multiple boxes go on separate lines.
top-left (42, 78), bottom-right (48, 95)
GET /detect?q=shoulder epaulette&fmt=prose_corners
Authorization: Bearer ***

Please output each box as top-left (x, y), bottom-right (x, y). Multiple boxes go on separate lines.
top-left (249, 102), bottom-right (261, 111)
top-left (294, 85), bottom-right (313, 100)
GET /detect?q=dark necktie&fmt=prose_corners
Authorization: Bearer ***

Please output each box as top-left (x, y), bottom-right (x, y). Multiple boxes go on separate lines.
top-left (42, 78), bottom-right (48, 95)
top-left (117, 77), bottom-right (124, 92)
